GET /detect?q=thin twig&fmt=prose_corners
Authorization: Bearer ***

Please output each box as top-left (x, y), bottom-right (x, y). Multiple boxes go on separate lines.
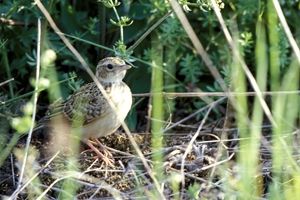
top-left (132, 90), bottom-right (300, 97)
top-left (36, 175), bottom-right (74, 200)
top-left (10, 154), bottom-right (16, 186)
top-left (180, 101), bottom-right (215, 199)
top-left (9, 151), bottom-right (60, 199)
top-left (0, 78), bottom-right (14, 87)
top-left (168, 0), bottom-right (227, 91)
top-left (16, 17), bottom-right (42, 190)
top-left (2, 47), bottom-right (14, 97)
top-left (34, 1), bottom-right (164, 198)
top-left (0, 17), bottom-right (26, 25)
top-left (272, 0), bottom-right (300, 64)
top-left (210, 0), bottom-right (277, 127)
top-left (200, 153), bottom-right (234, 171)
top-left (208, 98), bottom-right (233, 182)
top-left (164, 97), bottom-right (226, 132)
top-left (128, 11), bottom-right (173, 52)
top-left (36, 171), bottom-right (124, 200)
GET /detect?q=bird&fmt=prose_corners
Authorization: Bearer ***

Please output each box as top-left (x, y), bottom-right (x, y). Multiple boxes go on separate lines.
top-left (44, 57), bottom-right (132, 165)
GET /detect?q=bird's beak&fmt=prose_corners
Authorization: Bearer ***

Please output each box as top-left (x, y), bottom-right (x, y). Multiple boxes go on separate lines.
top-left (120, 64), bottom-right (131, 70)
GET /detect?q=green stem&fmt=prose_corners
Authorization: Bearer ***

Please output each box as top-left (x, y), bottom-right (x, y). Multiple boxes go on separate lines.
top-left (1, 48), bottom-right (14, 98)
top-left (248, 16), bottom-right (268, 197)
top-left (110, 1), bottom-right (123, 42)
top-left (128, 11), bottom-right (172, 52)
top-left (0, 134), bottom-right (20, 167)
top-left (267, 2), bottom-right (283, 198)
top-left (150, 32), bottom-right (164, 183)
top-left (164, 45), bottom-right (177, 117)
top-left (99, 4), bottom-right (107, 57)
top-left (231, 32), bottom-right (249, 198)
top-left (267, 0), bottom-right (280, 92)
top-left (1, 77), bottom-right (75, 106)
top-left (119, 25), bottom-right (124, 42)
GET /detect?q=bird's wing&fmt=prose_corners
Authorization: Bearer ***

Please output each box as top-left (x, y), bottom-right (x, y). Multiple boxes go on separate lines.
top-left (62, 82), bottom-right (111, 126)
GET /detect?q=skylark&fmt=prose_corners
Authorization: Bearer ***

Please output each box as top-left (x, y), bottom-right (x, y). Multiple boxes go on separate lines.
top-left (45, 57), bottom-right (132, 164)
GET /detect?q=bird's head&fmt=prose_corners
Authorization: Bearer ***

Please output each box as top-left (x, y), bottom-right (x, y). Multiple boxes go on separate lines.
top-left (96, 57), bottom-right (131, 83)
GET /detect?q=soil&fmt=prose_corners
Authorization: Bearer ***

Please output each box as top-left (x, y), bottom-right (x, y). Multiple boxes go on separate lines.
top-left (0, 128), bottom-right (233, 199)
top-left (0, 113), bottom-right (273, 199)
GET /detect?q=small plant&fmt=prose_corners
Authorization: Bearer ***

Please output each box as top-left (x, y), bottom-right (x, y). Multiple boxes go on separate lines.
top-left (179, 0), bottom-right (225, 12)
top-left (179, 54), bottom-right (203, 84)
top-left (187, 183), bottom-right (201, 199)
top-left (99, 0), bottom-right (134, 60)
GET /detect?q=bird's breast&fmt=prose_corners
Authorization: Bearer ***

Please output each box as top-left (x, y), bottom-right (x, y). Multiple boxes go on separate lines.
top-left (108, 83), bottom-right (132, 122)
top-left (83, 83), bottom-right (132, 138)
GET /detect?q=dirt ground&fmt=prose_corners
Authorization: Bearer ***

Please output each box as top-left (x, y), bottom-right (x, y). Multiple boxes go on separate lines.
top-left (0, 115), bottom-right (273, 199)
top-left (0, 126), bottom-right (238, 199)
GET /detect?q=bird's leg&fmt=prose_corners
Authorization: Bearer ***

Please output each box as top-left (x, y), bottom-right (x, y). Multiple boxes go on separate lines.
top-left (94, 138), bottom-right (113, 158)
top-left (84, 140), bottom-right (114, 167)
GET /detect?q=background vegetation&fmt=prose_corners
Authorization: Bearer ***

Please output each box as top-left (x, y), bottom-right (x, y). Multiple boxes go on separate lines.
top-left (0, 0), bottom-right (299, 199)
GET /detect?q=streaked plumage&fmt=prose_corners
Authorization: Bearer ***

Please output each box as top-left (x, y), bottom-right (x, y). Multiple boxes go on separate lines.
top-left (46, 57), bottom-right (132, 142)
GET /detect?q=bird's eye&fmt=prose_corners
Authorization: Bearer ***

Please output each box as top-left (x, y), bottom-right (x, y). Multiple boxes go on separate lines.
top-left (106, 64), bottom-right (114, 70)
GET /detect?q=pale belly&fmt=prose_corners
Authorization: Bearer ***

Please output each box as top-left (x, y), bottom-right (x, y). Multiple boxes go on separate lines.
top-left (81, 84), bottom-right (132, 139)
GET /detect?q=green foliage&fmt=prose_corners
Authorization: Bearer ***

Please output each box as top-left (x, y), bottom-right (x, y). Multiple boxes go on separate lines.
top-left (178, 0), bottom-right (225, 12)
top-left (110, 16), bottom-right (133, 27)
top-left (179, 54), bottom-right (202, 84)
top-left (239, 31), bottom-right (253, 49)
top-left (149, 0), bottom-right (169, 14)
top-left (278, 26), bottom-right (291, 70)
top-left (0, 0), bottom-right (296, 135)
top-left (187, 183), bottom-right (201, 199)
top-left (11, 115), bottom-right (32, 134)
top-left (114, 40), bottom-right (133, 61)
top-left (160, 17), bottom-right (186, 45)
top-left (98, 0), bottom-right (120, 8)
top-left (64, 72), bottom-right (84, 92)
